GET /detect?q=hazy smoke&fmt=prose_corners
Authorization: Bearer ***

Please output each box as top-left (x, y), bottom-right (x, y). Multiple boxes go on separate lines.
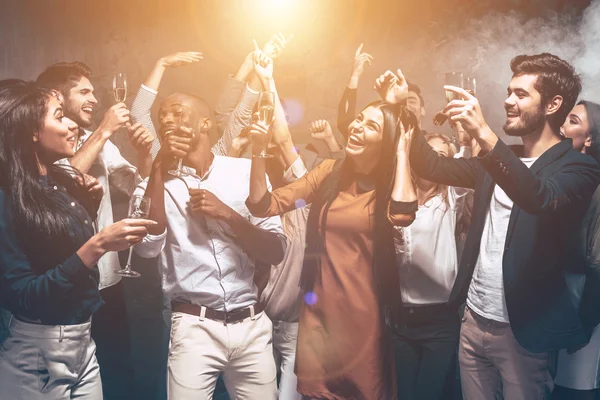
top-left (422, 1), bottom-right (600, 140)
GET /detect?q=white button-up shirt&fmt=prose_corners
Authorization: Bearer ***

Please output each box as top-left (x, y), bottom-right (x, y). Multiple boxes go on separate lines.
top-left (134, 155), bottom-right (285, 312)
top-left (57, 129), bottom-right (142, 290)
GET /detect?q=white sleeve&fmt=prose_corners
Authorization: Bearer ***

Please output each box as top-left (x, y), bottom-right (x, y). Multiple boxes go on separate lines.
top-left (282, 156), bottom-right (308, 183)
top-left (211, 85), bottom-right (259, 156)
top-left (450, 146), bottom-right (474, 201)
top-left (134, 229), bottom-right (167, 258)
top-left (131, 85), bottom-right (161, 160)
top-left (103, 140), bottom-right (143, 197)
top-left (455, 146), bottom-right (472, 159)
top-left (132, 179), bottom-right (167, 258)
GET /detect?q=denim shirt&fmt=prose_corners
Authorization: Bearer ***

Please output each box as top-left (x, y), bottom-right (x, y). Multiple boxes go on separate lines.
top-left (0, 178), bottom-right (103, 325)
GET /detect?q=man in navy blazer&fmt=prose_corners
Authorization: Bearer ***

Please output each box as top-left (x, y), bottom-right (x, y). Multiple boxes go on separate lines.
top-left (409, 53), bottom-right (600, 399)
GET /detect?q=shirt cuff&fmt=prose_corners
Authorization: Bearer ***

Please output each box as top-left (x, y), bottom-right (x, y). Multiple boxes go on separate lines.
top-left (245, 83), bottom-right (261, 95)
top-left (135, 229), bottom-right (167, 258)
top-left (283, 156), bottom-right (308, 183)
top-left (390, 200), bottom-right (418, 214)
top-left (140, 84), bottom-right (158, 95)
top-left (455, 146), bottom-right (472, 159)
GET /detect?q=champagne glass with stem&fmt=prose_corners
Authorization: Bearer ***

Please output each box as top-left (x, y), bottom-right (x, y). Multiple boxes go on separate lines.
top-left (253, 92), bottom-right (275, 159)
top-left (116, 195), bottom-right (151, 278)
top-left (113, 72), bottom-right (127, 103)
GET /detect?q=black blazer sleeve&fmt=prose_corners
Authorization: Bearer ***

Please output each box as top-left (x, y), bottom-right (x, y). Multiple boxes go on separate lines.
top-left (409, 129), bottom-right (481, 189)
top-left (480, 140), bottom-right (600, 215)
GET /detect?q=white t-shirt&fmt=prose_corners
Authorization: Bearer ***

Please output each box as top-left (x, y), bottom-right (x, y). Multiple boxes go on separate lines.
top-left (466, 157), bottom-right (537, 322)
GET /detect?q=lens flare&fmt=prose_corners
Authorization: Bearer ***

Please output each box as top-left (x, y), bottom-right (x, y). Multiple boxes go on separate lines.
top-left (304, 292), bottom-right (318, 305)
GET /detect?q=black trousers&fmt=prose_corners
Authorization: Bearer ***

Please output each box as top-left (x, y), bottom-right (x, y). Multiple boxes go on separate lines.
top-left (393, 304), bottom-right (461, 400)
top-left (91, 281), bottom-right (134, 400)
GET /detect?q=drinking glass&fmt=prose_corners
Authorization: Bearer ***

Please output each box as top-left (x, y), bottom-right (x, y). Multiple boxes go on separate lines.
top-left (463, 76), bottom-right (477, 96)
top-left (445, 72), bottom-right (463, 103)
top-left (116, 195), bottom-right (151, 278)
top-left (168, 106), bottom-right (196, 177)
top-left (113, 73), bottom-right (127, 103)
top-left (253, 92), bottom-right (275, 159)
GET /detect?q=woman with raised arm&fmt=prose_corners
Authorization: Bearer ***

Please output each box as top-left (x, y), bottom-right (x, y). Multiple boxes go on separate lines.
top-left (246, 66), bottom-right (417, 400)
top-left (0, 81), bottom-right (155, 400)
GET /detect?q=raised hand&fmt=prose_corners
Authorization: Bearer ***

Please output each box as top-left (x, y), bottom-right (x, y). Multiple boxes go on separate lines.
top-left (396, 119), bottom-right (415, 155)
top-left (127, 122), bottom-right (154, 155)
top-left (351, 44), bottom-right (373, 80)
top-left (263, 32), bottom-right (293, 60)
top-left (96, 103), bottom-right (130, 136)
top-left (374, 69), bottom-right (409, 104)
top-left (247, 121), bottom-right (271, 156)
top-left (189, 189), bottom-right (233, 221)
top-left (310, 119), bottom-right (334, 141)
top-left (159, 52), bottom-right (203, 68)
top-left (253, 40), bottom-right (274, 83)
top-left (443, 86), bottom-right (489, 138)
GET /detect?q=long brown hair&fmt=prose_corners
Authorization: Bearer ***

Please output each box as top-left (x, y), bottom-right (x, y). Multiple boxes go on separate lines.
top-left (302, 101), bottom-right (417, 318)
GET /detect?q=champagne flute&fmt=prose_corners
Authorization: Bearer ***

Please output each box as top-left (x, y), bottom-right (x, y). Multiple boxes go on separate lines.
top-left (445, 72), bottom-right (463, 103)
top-left (113, 73), bottom-right (127, 103)
top-left (116, 195), bottom-right (151, 278)
top-left (168, 106), bottom-right (196, 177)
top-left (253, 92), bottom-right (275, 159)
top-left (463, 76), bottom-right (477, 96)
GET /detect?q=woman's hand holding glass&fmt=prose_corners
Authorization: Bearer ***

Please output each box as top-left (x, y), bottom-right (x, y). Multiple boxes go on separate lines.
top-left (95, 217), bottom-right (156, 253)
top-left (248, 120), bottom-right (271, 158)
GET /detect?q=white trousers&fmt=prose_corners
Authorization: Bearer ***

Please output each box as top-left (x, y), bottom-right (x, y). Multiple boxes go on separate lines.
top-left (167, 310), bottom-right (277, 400)
top-left (0, 316), bottom-right (102, 400)
top-left (272, 320), bottom-right (302, 400)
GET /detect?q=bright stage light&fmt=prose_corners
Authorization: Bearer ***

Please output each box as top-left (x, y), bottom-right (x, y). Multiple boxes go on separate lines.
top-left (259, 0), bottom-right (296, 11)
top-left (249, 0), bottom-right (300, 22)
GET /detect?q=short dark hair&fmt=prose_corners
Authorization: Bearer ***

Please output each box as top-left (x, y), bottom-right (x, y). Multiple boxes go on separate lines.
top-left (36, 61), bottom-right (92, 94)
top-left (407, 82), bottom-right (425, 108)
top-left (510, 53), bottom-right (581, 131)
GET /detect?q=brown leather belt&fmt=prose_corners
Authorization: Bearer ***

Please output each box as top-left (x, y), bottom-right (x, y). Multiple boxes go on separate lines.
top-left (171, 301), bottom-right (264, 325)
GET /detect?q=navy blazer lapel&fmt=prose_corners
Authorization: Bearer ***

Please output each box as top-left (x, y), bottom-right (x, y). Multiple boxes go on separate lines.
top-left (529, 139), bottom-right (573, 174)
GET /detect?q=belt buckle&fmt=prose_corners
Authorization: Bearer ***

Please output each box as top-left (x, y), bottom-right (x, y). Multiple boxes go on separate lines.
top-left (224, 309), bottom-right (245, 325)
